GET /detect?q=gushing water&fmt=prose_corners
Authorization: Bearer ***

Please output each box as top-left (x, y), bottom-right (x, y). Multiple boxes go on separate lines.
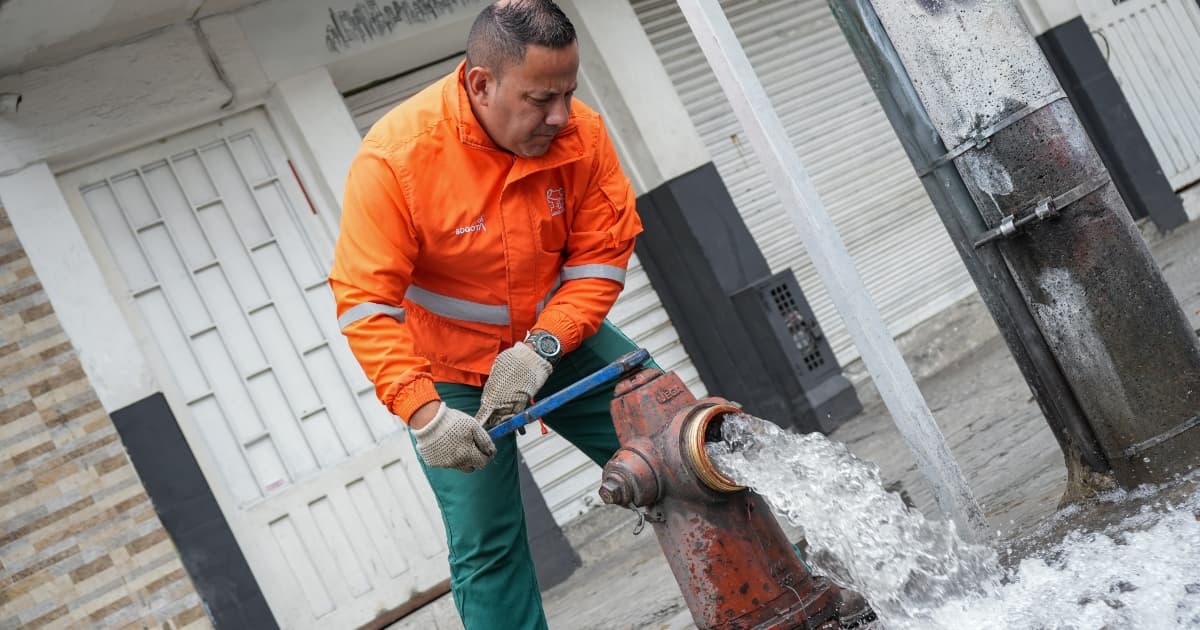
top-left (706, 414), bottom-right (1200, 629)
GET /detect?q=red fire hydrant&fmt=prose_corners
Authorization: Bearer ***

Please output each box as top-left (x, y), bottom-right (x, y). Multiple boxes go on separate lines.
top-left (600, 367), bottom-right (865, 630)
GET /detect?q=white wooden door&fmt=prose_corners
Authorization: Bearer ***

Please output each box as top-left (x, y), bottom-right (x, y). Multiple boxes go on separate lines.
top-left (59, 109), bottom-right (450, 630)
top-left (1082, 0), bottom-right (1200, 190)
top-left (346, 59), bottom-right (706, 525)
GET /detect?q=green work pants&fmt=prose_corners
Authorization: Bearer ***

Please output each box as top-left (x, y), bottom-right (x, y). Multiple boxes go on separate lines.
top-left (413, 320), bottom-right (646, 630)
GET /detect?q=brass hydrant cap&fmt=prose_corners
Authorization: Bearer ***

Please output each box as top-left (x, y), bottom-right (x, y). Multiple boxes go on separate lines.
top-left (683, 404), bottom-right (747, 493)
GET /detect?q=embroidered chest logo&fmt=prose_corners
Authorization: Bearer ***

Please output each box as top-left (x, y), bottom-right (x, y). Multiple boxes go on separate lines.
top-left (454, 214), bottom-right (486, 235)
top-left (546, 187), bottom-right (566, 217)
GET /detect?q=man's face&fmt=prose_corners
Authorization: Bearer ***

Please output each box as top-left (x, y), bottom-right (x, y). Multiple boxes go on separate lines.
top-left (468, 42), bottom-right (580, 158)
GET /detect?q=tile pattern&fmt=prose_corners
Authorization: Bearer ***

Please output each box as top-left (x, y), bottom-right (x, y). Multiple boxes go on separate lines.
top-left (0, 207), bottom-right (211, 629)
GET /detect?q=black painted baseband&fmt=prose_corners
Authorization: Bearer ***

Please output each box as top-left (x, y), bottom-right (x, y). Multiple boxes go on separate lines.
top-left (634, 163), bottom-right (860, 434)
top-left (109, 393), bottom-right (277, 630)
top-left (1038, 16), bottom-right (1186, 231)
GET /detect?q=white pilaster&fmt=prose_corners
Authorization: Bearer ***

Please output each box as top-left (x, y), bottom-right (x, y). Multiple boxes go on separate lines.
top-left (0, 163), bottom-right (156, 412)
top-left (268, 66), bottom-right (363, 218)
top-left (1016, 0), bottom-right (1083, 35)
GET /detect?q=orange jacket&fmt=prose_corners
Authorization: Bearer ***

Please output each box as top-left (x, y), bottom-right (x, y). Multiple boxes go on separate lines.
top-left (330, 62), bottom-right (643, 423)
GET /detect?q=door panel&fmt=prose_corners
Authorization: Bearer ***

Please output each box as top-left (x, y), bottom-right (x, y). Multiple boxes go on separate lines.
top-left (1082, 0), bottom-right (1200, 189)
top-left (60, 109), bottom-right (449, 629)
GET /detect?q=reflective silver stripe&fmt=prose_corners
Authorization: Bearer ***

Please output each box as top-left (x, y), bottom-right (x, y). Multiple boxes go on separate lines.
top-left (561, 264), bottom-right (626, 285)
top-left (406, 285), bottom-right (510, 326)
top-left (396, 265), bottom-right (623, 325)
top-left (338, 302), bottom-right (406, 330)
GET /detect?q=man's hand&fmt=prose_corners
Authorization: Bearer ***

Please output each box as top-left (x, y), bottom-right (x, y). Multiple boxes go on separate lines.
top-left (412, 402), bottom-right (496, 472)
top-left (409, 401), bottom-right (441, 431)
top-left (476, 342), bottom-right (553, 428)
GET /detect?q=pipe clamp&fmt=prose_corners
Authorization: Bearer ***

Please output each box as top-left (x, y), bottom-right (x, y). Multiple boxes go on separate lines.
top-left (917, 91), bottom-right (1067, 177)
top-left (973, 171), bottom-right (1111, 248)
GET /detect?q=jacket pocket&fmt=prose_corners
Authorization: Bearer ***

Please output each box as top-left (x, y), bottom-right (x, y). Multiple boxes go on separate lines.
top-left (592, 176), bottom-right (642, 247)
top-left (408, 307), bottom-right (502, 375)
top-left (536, 213), bottom-right (568, 254)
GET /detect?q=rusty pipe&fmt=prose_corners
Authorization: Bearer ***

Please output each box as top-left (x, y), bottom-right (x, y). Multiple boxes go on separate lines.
top-left (858, 0), bottom-right (1200, 486)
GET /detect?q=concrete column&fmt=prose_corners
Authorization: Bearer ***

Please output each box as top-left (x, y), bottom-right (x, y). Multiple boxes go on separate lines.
top-left (268, 66), bottom-right (363, 218)
top-left (1015, 0), bottom-right (1081, 34)
top-left (868, 0), bottom-right (1200, 486)
top-left (0, 162), bottom-right (156, 412)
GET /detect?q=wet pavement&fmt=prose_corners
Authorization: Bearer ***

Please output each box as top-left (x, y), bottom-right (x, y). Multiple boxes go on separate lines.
top-left (392, 217), bottom-right (1200, 629)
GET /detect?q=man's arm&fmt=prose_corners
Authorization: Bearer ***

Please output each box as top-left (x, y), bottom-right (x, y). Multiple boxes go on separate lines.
top-left (330, 141), bottom-right (440, 425)
top-left (533, 121), bottom-right (643, 352)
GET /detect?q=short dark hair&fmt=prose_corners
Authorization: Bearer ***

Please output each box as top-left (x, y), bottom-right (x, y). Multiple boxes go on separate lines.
top-left (465, 0), bottom-right (576, 78)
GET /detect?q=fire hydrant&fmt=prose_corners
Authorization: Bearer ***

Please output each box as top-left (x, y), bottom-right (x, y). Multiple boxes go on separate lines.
top-left (600, 367), bottom-right (866, 630)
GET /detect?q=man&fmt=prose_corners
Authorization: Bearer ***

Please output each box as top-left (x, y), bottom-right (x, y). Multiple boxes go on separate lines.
top-left (329, 1), bottom-right (642, 627)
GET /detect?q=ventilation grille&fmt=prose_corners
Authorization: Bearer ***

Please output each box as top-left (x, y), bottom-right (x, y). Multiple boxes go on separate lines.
top-left (770, 284), bottom-right (824, 372)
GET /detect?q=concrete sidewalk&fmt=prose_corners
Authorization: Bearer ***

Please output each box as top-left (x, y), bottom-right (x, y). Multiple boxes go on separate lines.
top-left (393, 217), bottom-right (1200, 629)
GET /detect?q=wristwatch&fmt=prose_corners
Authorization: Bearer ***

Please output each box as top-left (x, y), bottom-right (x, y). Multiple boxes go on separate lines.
top-left (525, 330), bottom-right (562, 365)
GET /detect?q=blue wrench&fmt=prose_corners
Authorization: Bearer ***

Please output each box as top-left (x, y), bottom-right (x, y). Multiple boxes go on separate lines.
top-left (486, 348), bottom-right (652, 440)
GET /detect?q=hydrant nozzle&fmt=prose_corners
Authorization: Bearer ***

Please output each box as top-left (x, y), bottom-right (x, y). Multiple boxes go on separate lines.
top-left (682, 403), bottom-right (747, 494)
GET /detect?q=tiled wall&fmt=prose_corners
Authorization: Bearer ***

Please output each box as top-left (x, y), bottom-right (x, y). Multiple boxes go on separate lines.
top-left (0, 207), bottom-right (210, 629)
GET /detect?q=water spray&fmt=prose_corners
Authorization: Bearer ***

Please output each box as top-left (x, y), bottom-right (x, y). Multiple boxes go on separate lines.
top-left (600, 366), bottom-right (874, 629)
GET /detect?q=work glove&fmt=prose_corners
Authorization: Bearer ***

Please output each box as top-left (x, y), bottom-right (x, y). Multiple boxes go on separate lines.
top-left (412, 403), bottom-right (496, 473)
top-left (476, 342), bottom-right (553, 429)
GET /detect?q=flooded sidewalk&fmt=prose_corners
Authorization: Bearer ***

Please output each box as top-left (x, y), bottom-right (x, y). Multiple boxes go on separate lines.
top-left (399, 218), bottom-right (1200, 629)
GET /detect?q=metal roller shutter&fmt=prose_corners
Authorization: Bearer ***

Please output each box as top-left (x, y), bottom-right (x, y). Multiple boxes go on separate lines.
top-left (631, 0), bottom-right (975, 364)
top-left (345, 60), bottom-right (704, 524)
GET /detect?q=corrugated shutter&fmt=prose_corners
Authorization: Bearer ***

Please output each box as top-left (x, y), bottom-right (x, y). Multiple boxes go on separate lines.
top-left (632, 0), bottom-right (975, 364)
top-left (345, 61), bottom-right (704, 524)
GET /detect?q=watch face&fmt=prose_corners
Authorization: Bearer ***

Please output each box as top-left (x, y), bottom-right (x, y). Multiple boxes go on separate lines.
top-left (535, 334), bottom-right (561, 357)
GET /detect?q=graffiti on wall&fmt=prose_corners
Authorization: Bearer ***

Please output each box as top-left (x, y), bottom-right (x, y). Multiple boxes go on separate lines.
top-left (325, 0), bottom-right (483, 53)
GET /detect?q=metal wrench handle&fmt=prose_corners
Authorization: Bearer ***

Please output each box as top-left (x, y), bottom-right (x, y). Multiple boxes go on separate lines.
top-left (486, 348), bottom-right (651, 440)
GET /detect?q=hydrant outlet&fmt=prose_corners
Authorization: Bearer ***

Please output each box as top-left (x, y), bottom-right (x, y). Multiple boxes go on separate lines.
top-left (683, 404), bottom-right (747, 493)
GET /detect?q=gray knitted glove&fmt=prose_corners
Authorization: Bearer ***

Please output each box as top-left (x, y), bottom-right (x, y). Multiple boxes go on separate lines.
top-left (412, 403), bottom-right (496, 472)
top-left (476, 343), bottom-right (553, 429)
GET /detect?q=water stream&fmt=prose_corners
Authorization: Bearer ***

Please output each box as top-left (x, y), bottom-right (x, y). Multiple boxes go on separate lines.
top-left (705, 413), bottom-right (1200, 629)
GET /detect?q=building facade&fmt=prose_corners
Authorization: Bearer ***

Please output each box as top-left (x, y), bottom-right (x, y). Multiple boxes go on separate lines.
top-left (1, 0), bottom-right (1196, 628)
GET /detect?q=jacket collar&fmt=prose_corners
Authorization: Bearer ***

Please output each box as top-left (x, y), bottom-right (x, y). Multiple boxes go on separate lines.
top-left (445, 61), bottom-right (586, 180)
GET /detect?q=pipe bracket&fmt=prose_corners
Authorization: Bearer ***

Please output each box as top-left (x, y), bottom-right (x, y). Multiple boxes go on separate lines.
top-left (1122, 415), bottom-right (1200, 459)
top-left (973, 171), bottom-right (1111, 248)
top-left (917, 91), bottom-right (1067, 177)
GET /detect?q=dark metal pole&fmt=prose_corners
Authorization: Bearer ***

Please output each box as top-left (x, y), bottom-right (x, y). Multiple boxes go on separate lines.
top-left (829, 0), bottom-right (1200, 488)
